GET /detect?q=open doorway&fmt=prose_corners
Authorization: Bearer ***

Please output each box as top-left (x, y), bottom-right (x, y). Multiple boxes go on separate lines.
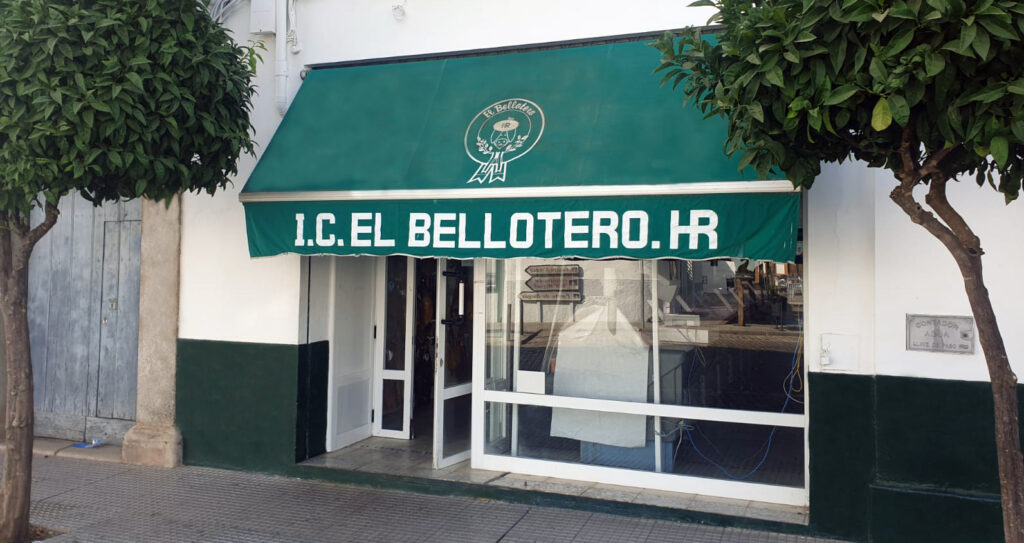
top-left (321, 256), bottom-right (472, 472)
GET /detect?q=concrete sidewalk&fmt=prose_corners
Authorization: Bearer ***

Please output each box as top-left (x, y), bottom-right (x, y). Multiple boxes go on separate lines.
top-left (23, 453), bottom-right (849, 543)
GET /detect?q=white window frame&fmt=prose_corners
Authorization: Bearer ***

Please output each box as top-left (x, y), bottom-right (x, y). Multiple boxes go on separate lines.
top-left (469, 258), bottom-right (809, 507)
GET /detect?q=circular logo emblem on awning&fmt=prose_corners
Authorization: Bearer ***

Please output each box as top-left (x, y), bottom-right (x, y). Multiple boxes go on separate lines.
top-left (464, 98), bottom-right (544, 184)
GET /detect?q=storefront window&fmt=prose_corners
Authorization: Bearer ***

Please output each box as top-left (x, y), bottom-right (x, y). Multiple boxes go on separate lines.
top-left (482, 257), bottom-right (805, 492)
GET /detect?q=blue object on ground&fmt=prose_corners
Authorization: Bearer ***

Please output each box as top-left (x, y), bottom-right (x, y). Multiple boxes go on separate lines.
top-left (72, 439), bottom-right (103, 449)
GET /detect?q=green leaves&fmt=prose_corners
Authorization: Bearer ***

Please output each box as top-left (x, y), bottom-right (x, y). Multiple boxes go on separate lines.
top-left (124, 72), bottom-right (144, 91)
top-left (924, 52), bottom-right (945, 76)
top-left (872, 97), bottom-right (893, 131)
top-left (888, 94), bottom-right (910, 126)
top-left (652, 0), bottom-right (1024, 202)
top-left (0, 0), bottom-right (259, 216)
top-left (823, 84), bottom-right (859, 105)
top-left (991, 136), bottom-right (1009, 167)
top-left (959, 24), bottom-right (978, 55)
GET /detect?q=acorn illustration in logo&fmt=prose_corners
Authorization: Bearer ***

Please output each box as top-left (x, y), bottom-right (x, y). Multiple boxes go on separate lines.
top-left (465, 99), bottom-right (544, 184)
top-left (490, 117), bottom-right (519, 148)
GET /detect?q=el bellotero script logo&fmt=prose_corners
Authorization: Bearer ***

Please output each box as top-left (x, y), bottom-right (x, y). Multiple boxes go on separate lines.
top-left (464, 98), bottom-right (544, 184)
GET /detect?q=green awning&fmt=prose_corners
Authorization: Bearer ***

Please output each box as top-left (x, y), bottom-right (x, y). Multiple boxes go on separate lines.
top-left (241, 38), bottom-right (800, 261)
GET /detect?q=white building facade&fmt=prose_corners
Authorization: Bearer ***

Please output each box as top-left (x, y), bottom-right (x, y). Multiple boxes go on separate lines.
top-left (160, 3), bottom-right (1024, 542)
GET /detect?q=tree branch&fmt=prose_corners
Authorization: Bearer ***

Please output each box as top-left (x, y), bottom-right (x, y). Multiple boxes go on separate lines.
top-left (918, 146), bottom-right (955, 181)
top-left (925, 175), bottom-right (983, 256)
top-left (890, 181), bottom-right (963, 264)
top-left (12, 204), bottom-right (59, 272)
top-left (899, 128), bottom-right (919, 184)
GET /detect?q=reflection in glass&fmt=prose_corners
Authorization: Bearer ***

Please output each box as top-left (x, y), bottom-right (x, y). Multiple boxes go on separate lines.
top-left (482, 257), bottom-right (806, 489)
top-left (383, 256), bottom-right (407, 371)
top-left (442, 394), bottom-right (472, 457)
top-left (484, 259), bottom-right (655, 402)
top-left (654, 259), bottom-right (804, 414)
top-left (381, 379), bottom-right (404, 431)
top-left (442, 259), bottom-right (473, 387)
top-left (484, 401), bottom-right (512, 455)
top-left (484, 258), bottom-right (805, 414)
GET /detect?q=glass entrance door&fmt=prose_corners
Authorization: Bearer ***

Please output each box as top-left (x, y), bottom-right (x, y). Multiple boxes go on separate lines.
top-left (433, 258), bottom-right (473, 468)
top-left (373, 256), bottom-right (414, 439)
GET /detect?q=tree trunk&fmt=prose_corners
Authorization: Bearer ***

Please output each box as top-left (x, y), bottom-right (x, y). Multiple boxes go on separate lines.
top-left (0, 241), bottom-right (33, 543)
top-left (890, 177), bottom-right (1024, 543)
top-left (939, 240), bottom-right (1024, 542)
top-left (0, 207), bottom-right (59, 543)
top-left (966, 269), bottom-right (1024, 542)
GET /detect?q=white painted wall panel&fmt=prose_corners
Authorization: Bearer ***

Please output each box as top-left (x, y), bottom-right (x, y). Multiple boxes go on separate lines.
top-left (293, 0), bottom-right (716, 67)
top-left (179, 179), bottom-right (303, 344)
top-left (805, 162), bottom-right (876, 376)
top-left (873, 173), bottom-right (1024, 381)
top-left (178, 49), bottom-right (303, 344)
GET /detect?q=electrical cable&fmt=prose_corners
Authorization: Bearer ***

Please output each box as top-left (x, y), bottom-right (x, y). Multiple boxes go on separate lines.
top-left (784, 339), bottom-right (804, 404)
top-left (682, 320), bottom-right (803, 481)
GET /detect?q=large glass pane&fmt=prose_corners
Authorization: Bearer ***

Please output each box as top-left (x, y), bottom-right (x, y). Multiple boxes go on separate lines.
top-left (654, 259), bottom-right (804, 414)
top-left (484, 401), bottom-right (512, 455)
top-left (442, 394), bottom-right (472, 457)
top-left (484, 402), bottom-right (804, 488)
top-left (381, 379), bottom-right (404, 431)
top-left (484, 261), bottom-right (512, 392)
top-left (486, 258), bottom-right (805, 414)
top-left (484, 258), bottom-right (655, 405)
top-left (441, 259), bottom-right (473, 387)
top-left (666, 417), bottom-right (804, 487)
top-left (383, 256), bottom-right (408, 371)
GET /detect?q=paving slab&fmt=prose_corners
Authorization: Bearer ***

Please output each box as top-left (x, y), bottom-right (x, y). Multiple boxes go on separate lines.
top-left (17, 454), bottom-right (852, 543)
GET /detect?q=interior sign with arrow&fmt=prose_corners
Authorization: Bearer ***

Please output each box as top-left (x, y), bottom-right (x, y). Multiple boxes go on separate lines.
top-left (521, 265), bottom-right (583, 302)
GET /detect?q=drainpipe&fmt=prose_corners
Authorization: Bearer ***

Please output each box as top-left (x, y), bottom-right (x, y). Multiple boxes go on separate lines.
top-left (274, 0), bottom-right (289, 116)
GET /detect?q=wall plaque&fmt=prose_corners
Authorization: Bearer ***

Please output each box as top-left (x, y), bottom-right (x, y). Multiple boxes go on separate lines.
top-left (906, 314), bottom-right (975, 354)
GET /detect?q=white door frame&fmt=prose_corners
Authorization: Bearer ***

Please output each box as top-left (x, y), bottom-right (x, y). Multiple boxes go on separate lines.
top-left (372, 256), bottom-right (415, 439)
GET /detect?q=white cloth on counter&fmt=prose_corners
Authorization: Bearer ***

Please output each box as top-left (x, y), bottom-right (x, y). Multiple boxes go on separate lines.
top-left (550, 302), bottom-right (649, 448)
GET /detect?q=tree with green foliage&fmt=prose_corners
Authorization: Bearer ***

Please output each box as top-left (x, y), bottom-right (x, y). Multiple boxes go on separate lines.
top-left (0, 1), bottom-right (257, 540)
top-left (654, 0), bottom-right (1024, 539)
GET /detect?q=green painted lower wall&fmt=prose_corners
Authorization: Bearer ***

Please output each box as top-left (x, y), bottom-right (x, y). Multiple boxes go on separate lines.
top-left (808, 372), bottom-right (875, 540)
top-left (177, 339), bottom-right (301, 471)
top-left (809, 372), bottom-right (1024, 543)
top-left (175, 338), bottom-right (1024, 542)
top-left (869, 483), bottom-right (1002, 543)
top-left (295, 341), bottom-right (329, 462)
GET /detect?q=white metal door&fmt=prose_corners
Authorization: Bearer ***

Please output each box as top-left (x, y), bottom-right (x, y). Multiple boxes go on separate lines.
top-left (433, 258), bottom-right (473, 469)
top-left (373, 256), bottom-right (415, 439)
top-left (326, 257), bottom-right (376, 450)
